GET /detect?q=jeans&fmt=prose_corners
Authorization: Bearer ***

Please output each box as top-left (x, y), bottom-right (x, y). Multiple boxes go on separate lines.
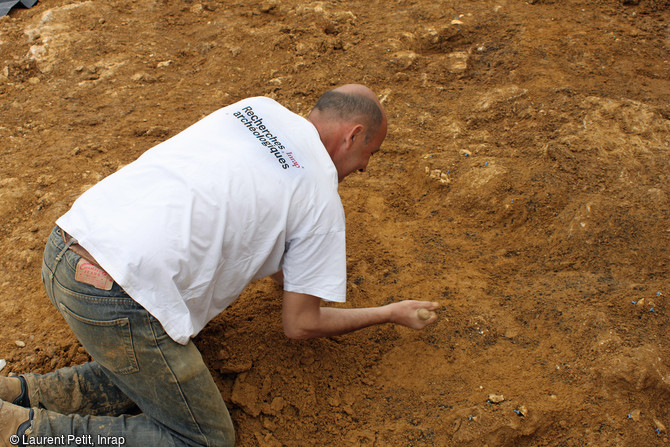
top-left (25, 226), bottom-right (235, 446)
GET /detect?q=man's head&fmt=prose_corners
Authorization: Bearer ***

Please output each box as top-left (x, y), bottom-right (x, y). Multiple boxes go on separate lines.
top-left (308, 84), bottom-right (387, 182)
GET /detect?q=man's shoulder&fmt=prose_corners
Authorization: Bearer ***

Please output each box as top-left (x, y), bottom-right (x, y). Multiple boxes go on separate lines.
top-left (227, 96), bottom-right (288, 113)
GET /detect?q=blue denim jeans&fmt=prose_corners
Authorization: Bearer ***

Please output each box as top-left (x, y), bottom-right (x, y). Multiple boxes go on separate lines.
top-left (25, 226), bottom-right (235, 446)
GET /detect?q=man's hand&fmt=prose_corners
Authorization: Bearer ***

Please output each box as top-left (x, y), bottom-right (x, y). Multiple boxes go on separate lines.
top-left (385, 300), bottom-right (440, 329)
top-left (282, 291), bottom-right (439, 339)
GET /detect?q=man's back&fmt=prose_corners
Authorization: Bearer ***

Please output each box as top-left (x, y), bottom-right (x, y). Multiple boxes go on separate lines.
top-left (56, 97), bottom-right (347, 344)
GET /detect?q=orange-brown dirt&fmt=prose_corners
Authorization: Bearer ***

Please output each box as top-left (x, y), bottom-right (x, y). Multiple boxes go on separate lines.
top-left (1, 0), bottom-right (669, 445)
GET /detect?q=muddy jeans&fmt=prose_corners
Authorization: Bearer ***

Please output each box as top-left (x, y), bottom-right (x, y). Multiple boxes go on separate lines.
top-left (24, 226), bottom-right (235, 446)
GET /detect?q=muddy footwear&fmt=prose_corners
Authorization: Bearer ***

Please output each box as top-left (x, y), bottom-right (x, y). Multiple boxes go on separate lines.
top-left (0, 400), bottom-right (33, 447)
top-left (0, 377), bottom-right (28, 407)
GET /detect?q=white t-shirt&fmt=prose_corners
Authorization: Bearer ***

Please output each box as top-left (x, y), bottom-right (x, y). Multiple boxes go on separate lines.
top-left (56, 97), bottom-right (347, 344)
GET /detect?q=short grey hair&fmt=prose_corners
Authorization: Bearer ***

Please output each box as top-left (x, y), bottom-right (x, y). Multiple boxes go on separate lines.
top-left (313, 90), bottom-right (383, 143)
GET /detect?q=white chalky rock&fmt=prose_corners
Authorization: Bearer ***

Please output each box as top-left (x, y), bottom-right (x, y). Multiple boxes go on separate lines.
top-left (488, 394), bottom-right (505, 403)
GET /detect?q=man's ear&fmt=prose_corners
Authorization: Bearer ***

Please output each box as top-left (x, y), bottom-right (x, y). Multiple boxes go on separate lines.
top-left (344, 124), bottom-right (365, 151)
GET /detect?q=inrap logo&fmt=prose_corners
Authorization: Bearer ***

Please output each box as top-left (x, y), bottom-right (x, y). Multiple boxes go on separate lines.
top-left (233, 106), bottom-right (303, 170)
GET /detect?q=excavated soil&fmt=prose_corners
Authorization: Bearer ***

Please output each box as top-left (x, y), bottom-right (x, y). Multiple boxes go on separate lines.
top-left (1, 0), bottom-right (669, 445)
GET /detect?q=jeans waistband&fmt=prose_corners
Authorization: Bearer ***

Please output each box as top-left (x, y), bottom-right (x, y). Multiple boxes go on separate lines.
top-left (58, 228), bottom-right (106, 271)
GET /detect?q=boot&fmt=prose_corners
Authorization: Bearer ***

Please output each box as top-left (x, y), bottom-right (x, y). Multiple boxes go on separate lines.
top-left (0, 400), bottom-right (32, 447)
top-left (0, 376), bottom-right (29, 407)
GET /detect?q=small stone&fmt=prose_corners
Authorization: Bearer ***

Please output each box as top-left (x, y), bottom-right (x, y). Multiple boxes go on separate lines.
top-left (417, 308), bottom-right (431, 320)
top-left (488, 394), bottom-right (505, 404)
top-left (654, 418), bottom-right (667, 433)
top-left (15, 340), bottom-right (25, 348)
top-left (131, 72), bottom-right (156, 83)
top-left (218, 360), bottom-right (252, 374)
top-left (157, 60), bottom-right (172, 69)
top-left (629, 409), bottom-right (642, 422)
top-left (260, 2), bottom-right (278, 13)
top-left (446, 52), bottom-right (469, 73)
top-left (460, 149), bottom-right (472, 157)
top-left (394, 72), bottom-right (410, 82)
top-left (270, 396), bottom-right (285, 412)
top-left (440, 172), bottom-right (450, 184)
top-left (0, 359), bottom-right (6, 372)
top-left (24, 28), bottom-right (40, 42)
top-left (388, 50), bottom-right (418, 71)
top-left (144, 126), bottom-right (170, 138)
top-left (504, 328), bottom-right (520, 338)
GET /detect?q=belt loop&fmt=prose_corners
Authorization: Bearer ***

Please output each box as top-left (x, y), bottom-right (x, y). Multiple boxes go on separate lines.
top-left (49, 229), bottom-right (77, 282)
top-left (55, 236), bottom-right (77, 262)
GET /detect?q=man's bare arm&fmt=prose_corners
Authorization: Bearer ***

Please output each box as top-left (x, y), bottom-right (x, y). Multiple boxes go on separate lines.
top-left (282, 291), bottom-right (439, 339)
top-left (270, 271), bottom-right (284, 287)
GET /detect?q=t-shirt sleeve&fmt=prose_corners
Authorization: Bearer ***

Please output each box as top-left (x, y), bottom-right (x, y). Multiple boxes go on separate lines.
top-left (281, 230), bottom-right (347, 302)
